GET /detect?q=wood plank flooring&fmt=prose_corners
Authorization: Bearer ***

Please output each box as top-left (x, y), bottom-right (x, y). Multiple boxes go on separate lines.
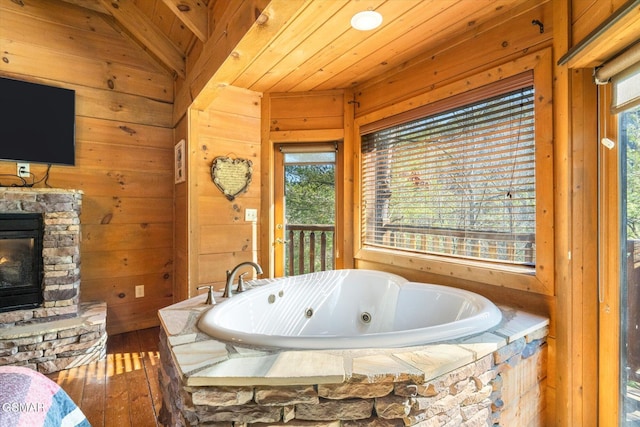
top-left (47, 327), bottom-right (163, 427)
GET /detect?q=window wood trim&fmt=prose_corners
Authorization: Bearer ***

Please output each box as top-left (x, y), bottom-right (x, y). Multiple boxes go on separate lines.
top-left (597, 83), bottom-right (622, 425)
top-left (353, 48), bottom-right (554, 295)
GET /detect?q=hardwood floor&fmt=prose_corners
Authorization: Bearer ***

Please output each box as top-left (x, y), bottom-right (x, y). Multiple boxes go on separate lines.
top-left (47, 327), bottom-right (163, 427)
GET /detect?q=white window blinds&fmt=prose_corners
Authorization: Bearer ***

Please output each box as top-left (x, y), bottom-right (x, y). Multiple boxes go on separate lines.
top-left (361, 77), bottom-right (536, 265)
top-left (595, 41), bottom-right (640, 114)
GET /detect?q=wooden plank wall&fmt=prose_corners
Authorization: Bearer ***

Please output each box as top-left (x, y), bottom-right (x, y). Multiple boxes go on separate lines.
top-left (269, 91), bottom-right (344, 133)
top-left (0, 0), bottom-right (175, 335)
top-left (571, 0), bottom-right (628, 42)
top-left (189, 86), bottom-right (262, 297)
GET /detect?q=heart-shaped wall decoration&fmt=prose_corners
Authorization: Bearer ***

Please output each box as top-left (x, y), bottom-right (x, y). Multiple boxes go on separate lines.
top-left (211, 156), bottom-right (253, 201)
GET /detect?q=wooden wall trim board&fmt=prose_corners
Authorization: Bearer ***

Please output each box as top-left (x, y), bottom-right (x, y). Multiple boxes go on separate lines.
top-left (598, 84), bottom-right (621, 425)
top-left (340, 89), bottom-right (355, 269)
top-left (269, 130), bottom-right (345, 142)
top-left (260, 93), bottom-right (276, 277)
top-left (173, 113), bottom-right (190, 304)
top-left (565, 68), bottom-right (599, 426)
top-left (551, 0), bottom-right (573, 424)
top-left (186, 107), bottom-right (201, 300)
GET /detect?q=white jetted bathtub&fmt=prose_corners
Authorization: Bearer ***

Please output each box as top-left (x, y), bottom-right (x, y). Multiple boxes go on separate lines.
top-left (197, 269), bottom-right (502, 349)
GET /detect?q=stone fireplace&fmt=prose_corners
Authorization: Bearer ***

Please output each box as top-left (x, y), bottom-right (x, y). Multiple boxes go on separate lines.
top-left (0, 188), bottom-right (107, 374)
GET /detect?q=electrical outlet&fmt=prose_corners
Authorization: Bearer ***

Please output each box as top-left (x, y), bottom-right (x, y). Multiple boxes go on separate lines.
top-left (17, 163), bottom-right (30, 178)
top-left (245, 208), bottom-right (258, 222)
top-left (135, 285), bottom-right (145, 298)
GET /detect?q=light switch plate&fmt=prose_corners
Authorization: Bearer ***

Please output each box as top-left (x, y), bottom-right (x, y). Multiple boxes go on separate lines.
top-left (135, 285), bottom-right (144, 298)
top-left (245, 208), bottom-right (258, 222)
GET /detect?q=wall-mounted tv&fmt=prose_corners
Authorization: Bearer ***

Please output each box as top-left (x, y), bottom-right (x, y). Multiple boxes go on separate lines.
top-left (0, 77), bottom-right (75, 166)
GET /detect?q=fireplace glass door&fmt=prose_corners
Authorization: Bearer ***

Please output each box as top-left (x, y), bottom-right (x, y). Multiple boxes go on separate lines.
top-left (0, 214), bottom-right (44, 312)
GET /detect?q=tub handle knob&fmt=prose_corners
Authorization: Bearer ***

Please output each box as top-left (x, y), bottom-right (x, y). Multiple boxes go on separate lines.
top-left (236, 272), bottom-right (248, 293)
top-left (196, 285), bottom-right (216, 305)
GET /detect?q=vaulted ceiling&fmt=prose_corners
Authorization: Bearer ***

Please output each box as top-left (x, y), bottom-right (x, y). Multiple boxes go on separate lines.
top-left (62, 0), bottom-right (548, 91)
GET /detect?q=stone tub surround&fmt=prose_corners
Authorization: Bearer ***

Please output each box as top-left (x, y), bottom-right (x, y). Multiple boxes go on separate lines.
top-left (158, 283), bottom-right (549, 426)
top-left (0, 301), bottom-right (107, 374)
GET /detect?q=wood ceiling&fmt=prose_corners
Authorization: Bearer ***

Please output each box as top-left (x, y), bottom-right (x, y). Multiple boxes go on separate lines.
top-left (65, 0), bottom-right (542, 93)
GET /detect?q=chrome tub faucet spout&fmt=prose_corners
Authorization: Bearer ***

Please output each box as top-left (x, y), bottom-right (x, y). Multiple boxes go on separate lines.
top-left (223, 261), bottom-right (263, 298)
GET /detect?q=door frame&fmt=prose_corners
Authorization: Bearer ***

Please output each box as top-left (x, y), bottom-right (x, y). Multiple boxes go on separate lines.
top-left (273, 142), bottom-right (339, 277)
top-left (598, 83), bottom-right (622, 425)
top-left (260, 135), bottom-right (350, 279)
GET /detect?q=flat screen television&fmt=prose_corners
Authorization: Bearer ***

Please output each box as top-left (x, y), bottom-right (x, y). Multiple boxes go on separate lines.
top-left (0, 77), bottom-right (75, 166)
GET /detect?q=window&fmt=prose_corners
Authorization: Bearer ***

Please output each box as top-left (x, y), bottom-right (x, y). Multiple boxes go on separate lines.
top-left (361, 76), bottom-right (536, 266)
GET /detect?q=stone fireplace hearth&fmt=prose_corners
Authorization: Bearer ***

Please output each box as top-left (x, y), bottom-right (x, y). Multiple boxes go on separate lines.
top-left (0, 188), bottom-right (107, 374)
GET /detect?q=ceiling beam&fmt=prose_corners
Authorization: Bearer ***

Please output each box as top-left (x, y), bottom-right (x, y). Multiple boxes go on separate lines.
top-left (160, 0), bottom-right (208, 42)
top-left (98, 0), bottom-right (186, 78)
top-left (59, 0), bottom-right (108, 14)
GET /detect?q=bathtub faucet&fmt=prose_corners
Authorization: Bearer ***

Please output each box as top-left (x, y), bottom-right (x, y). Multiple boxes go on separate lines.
top-left (223, 261), bottom-right (263, 298)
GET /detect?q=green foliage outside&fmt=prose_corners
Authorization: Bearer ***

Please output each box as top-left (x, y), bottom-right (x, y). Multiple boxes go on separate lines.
top-left (285, 164), bottom-right (335, 225)
top-left (625, 106), bottom-right (640, 240)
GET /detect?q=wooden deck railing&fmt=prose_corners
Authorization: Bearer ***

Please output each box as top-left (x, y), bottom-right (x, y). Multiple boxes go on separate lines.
top-left (378, 224), bottom-right (535, 265)
top-left (285, 223), bottom-right (534, 276)
top-left (285, 224), bottom-right (335, 276)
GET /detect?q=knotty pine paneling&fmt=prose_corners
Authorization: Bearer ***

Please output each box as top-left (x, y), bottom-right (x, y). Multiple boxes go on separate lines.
top-left (0, 0), bottom-right (175, 335)
top-left (354, 0), bottom-right (552, 117)
top-left (571, 0), bottom-right (628, 43)
top-left (189, 86), bottom-right (262, 296)
top-left (269, 91), bottom-right (344, 132)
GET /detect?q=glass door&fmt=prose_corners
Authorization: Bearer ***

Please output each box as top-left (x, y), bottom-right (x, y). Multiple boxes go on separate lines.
top-left (274, 143), bottom-right (336, 277)
top-left (620, 105), bottom-right (640, 424)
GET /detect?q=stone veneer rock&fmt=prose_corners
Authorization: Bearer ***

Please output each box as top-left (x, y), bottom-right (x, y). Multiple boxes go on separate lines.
top-left (0, 188), bottom-right (107, 373)
top-left (157, 284), bottom-right (549, 426)
top-left (0, 188), bottom-right (82, 322)
top-left (0, 301), bottom-right (107, 374)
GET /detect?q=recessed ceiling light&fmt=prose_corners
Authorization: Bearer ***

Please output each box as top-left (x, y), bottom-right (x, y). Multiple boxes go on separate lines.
top-left (351, 10), bottom-right (383, 31)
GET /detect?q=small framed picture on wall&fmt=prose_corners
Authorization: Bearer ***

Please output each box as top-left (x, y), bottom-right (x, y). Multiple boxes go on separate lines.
top-left (175, 139), bottom-right (185, 184)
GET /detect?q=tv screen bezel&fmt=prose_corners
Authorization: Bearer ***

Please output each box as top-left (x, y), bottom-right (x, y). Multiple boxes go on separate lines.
top-left (0, 77), bottom-right (76, 167)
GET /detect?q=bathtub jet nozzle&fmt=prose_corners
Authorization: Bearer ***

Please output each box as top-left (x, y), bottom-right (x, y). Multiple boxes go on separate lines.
top-left (361, 312), bottom-right (372, 324)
